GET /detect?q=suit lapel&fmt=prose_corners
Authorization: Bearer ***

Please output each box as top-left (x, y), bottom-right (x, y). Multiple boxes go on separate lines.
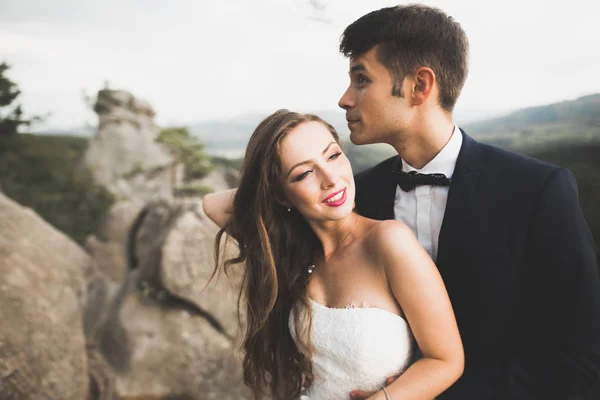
top-left (358, 155), bottom-right (397, 220)
top-left (379, 156), bottom-right (398, 220)
top-left (436, 131), bottom-right (481, 270)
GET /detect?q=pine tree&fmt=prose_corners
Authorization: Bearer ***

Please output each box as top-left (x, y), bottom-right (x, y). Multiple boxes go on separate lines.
top-left (0, 62), bottom-right (31, 136)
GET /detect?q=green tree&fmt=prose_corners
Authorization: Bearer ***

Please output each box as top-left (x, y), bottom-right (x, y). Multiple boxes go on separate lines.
top-left (0, 62), bottom-right (34, 136)
top-left (0, 134), bottom-right (115, 245)
top-left (157, 126), bottom-right (213, 182)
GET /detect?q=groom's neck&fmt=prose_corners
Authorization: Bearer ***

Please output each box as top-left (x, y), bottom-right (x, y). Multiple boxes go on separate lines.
top-left (392, 110), bottom-right (455, 170)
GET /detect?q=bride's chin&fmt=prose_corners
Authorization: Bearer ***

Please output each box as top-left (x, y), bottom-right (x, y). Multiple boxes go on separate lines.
top-left (327, 205), bottom-right (355, 220)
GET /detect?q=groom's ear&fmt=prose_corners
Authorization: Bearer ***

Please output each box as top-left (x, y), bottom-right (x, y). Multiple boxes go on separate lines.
top-left (411, 67), bottom-right (436, 106)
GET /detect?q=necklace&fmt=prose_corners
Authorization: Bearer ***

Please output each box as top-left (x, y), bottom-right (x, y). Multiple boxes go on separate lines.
top-left (309, 213), bottom-right (359, 275)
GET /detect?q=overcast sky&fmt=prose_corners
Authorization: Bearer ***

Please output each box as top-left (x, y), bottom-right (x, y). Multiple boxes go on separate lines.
top-left (1, 0), bottom-right (599, 129)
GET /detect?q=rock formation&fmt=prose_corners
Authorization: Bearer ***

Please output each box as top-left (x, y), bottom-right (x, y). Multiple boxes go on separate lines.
top-left (0, 83), bottom-right (250, 397)
top-left (87, 198), bottom-right (249, 399)
top-left (0, 193), bottom-right (91, 399)
top-left (0, 190), bottom-right (250, 399)
top-left (86, 201), bottom-right (145, 282)
top-left (84, 89), bottom-right (173, 202)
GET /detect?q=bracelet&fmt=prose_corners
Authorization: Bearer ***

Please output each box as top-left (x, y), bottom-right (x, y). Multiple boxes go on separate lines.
top-left (382, 386), bottom-right (391, 400)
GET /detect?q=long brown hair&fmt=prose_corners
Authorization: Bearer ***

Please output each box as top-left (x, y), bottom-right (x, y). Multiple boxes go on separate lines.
top-left (212, 109), bottom-right (341, 399)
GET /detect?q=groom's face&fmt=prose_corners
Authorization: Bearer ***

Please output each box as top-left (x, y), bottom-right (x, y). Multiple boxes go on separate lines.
top-left (338, 46), bottom-right (411, 146)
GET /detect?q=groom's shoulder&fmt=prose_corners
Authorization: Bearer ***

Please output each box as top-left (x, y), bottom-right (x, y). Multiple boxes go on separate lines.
top-left (354, 155), bottom-right (397, 188)
top-left (469, 136), bottom-right (560, 181)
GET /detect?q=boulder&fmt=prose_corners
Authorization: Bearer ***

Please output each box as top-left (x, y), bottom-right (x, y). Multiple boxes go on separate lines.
top-left (96, 271), bottom-right (249, 399)
top-left (160, 201), bottom-right (242, 336)
top-left (0, 193), bottom-right (90, 399)
top-left (86, 200), bottom-right (145, 282)
top-left (91, 198), bottom-right (248, 398)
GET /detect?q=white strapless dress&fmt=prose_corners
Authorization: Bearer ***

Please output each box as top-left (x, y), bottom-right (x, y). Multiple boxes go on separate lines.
top-left (290, 298), bottom-right (414, 400)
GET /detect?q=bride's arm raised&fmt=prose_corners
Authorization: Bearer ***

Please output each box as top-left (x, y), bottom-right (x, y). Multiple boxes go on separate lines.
top-left (367, 220), bottom-right (464, 400)
top-left (202, 189), bottom-right (236, 229)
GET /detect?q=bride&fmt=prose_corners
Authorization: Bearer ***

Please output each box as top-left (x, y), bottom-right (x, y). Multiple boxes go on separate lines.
top-left (203, 109), bottom-right (463, 400)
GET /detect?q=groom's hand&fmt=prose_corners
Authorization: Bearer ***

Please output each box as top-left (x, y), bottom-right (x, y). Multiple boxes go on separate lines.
top-left (349, 375), bottom-right (398, 399)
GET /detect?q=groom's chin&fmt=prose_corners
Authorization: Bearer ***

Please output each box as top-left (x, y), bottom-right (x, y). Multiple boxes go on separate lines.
top-left (349, 130), bottom-right (370, 146)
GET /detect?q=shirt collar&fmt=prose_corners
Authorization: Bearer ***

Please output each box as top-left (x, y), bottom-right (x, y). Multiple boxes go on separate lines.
top-left (401, 124), bottom-right (463, 178)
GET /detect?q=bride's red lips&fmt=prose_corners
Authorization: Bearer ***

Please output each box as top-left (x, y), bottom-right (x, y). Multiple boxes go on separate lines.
top-left (323, 188), bottom-right (346, 203)
top-left (322, 188), bottom-right (348, 208)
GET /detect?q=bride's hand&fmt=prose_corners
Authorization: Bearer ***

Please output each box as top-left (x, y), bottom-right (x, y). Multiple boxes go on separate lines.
top-left (349, 375), bottom-right (398, 399)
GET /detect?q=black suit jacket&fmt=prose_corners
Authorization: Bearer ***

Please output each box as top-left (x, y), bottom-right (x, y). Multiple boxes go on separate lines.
top-left (354, 131), bottom-right (600, 399)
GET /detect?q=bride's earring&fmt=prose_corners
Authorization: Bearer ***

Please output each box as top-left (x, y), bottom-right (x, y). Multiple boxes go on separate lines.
top-left (287, 206), bottom-right (291, 212)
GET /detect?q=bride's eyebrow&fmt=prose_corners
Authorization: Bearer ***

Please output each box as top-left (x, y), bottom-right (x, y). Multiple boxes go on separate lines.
top-left (285, 141), bottom-right (338, 178)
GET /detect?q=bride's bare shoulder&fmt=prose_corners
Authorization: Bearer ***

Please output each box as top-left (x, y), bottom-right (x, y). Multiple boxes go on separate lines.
top-left (364, 219), bottom-right (420, 259)
top-left (360, 220), bottom-right (427, 268)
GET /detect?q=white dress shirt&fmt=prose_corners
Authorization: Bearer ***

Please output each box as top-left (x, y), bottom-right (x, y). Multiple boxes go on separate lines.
top-left (394, 125), bottom-right (463, 261)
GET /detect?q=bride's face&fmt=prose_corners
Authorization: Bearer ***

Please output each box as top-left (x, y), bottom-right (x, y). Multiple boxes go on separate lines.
top-left (278, 121), bottom-right (355, 223)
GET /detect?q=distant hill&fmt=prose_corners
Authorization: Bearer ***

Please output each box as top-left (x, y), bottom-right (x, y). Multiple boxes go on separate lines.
top-left (186, 110), bottom-right (396, 172)
top-left (187, 113), bottom-right (266, 157)
top-left (28, 93), bottom-right (600, 175)
top-left (186, 107), bottom-right (505, 157)
top-left (38, 93), bottom-right (600, 158)
top-left (464, 94), bottom-right (600, 152)
top-left (187, 110), bottom-right (350, 157)
top-left (466, 94), bottom-right (600, 133)
top-left (184, 94), bottom-right (600, 173)
top-left (184, 94), bottom-right (600, 164)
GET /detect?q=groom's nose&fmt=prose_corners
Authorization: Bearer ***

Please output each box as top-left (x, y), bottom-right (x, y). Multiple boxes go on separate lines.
top-left (338, 86), bottom-right (355, 110)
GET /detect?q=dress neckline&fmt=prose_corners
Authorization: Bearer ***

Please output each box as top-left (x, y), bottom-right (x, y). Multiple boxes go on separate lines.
top-left (308, 297), bottom-right (409, 324)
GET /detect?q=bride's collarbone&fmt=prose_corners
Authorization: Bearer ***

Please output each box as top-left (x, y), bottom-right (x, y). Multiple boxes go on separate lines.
top-left (307, 275), bottom-right (401, 315)
top-left (307, 247), bottom-right (398, 305)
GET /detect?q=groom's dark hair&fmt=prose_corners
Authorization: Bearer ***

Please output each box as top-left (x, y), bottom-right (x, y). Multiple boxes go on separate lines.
top-left (340, 4), bottom-right (469, 112)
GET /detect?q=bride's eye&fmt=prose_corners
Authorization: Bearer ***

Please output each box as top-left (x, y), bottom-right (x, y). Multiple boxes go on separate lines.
top-left (294, 170), bottom-right (312, 182)
top-left (328, 152), bottom-right (342, 161)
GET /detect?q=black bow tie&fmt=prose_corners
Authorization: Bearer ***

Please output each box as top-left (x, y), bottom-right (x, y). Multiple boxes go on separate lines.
top-left (395, 170), bottom-right (451, 191)
top-left (393, 158), bottom-right (451, 192)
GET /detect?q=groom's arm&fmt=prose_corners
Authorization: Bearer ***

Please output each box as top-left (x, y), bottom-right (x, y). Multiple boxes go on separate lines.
top-left (440, 167), bottom-right (600, 400)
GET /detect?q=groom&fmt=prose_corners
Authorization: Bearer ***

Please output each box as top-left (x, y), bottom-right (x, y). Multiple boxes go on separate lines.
top-left (340, 5), bottom-right (600, 400)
